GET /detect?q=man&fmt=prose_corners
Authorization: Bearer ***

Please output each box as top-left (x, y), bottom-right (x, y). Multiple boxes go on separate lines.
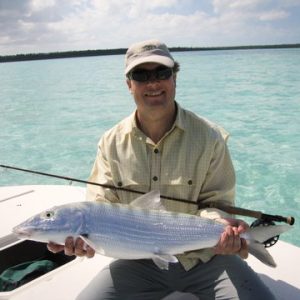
top-left (48, 39), bottom-right (275, 299)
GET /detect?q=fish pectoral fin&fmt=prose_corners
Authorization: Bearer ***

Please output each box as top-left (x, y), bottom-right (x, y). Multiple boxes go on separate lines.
top-left (79, 234), bottom-right (101, 254)
top-left (130, 190), bottom-right (166, 211)
top-left (152, 254), bottom-right (178, 270)
top-left (95, 246), bottom-right (106, 256)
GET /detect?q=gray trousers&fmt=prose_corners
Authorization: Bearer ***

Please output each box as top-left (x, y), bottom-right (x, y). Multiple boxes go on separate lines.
top-left (77, 255), bottom-right (276, 300)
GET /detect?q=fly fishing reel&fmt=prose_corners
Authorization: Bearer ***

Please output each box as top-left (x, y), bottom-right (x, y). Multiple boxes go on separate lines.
top-left (250, 219), bottom-right (279, 248)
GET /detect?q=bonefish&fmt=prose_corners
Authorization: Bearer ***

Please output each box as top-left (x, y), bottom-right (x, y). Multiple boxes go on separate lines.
top-left (13, 191), bottom-right (290, 269)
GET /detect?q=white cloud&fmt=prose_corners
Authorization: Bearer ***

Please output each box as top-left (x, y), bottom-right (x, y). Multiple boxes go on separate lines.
top-left (0, 0), bottom-right (299, 55)
top-left (30, 0), bottom-right (56, 12)
top-left (259, 9), bottom-right (289, 21)
top-left (212, 0), bottom-right (270, 14)
top-left (212, 0), bottom-right (291, 22)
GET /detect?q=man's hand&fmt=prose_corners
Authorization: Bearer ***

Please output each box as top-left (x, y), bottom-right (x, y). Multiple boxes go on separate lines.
top-left (47, 237), bottom-right (95, 258)
top-left (214, 218), bottom-right (249, 259)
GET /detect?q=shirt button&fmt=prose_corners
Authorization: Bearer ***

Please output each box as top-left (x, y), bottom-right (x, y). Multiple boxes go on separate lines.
top-left (188, 180), bottom-right (193, 185)
top-left (152, 176), bottom-right (158, 181)
top-left (117, 181), bottom-right (122, 187)
top-left (154, 148), bottom-right (159, 154)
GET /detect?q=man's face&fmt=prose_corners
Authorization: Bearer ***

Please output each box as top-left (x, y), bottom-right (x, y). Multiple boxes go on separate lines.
top-left (126, 63), bottom-right (176, 111)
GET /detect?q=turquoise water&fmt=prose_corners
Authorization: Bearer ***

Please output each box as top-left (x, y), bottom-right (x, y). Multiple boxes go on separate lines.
top-left (1, 49), bottom-right (299, 247)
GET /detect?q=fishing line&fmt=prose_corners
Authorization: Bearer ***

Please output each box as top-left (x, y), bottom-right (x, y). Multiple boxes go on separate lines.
top-left (0, 164), bottom-right (295, 226)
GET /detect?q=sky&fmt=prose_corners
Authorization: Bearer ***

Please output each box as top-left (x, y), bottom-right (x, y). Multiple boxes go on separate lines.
top-left (0, 0), bottom-right (300, 55)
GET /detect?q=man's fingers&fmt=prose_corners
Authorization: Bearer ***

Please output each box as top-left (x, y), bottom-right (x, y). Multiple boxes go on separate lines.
top-left (215, 231), bottom-right (229, 254)
top-left (223, 226), bottom-right (239, 254)
top-left (86, 245), bottom-right (96, 258)
top-left (239, 238), bottom-right (249, 259)
top-left (64, 236), bottom-right (75, 256)
top-left (215, 226), bottom-right (243, 255)
top-left (47, 237), bottom-right (95, 258)
top-left (47, 242), bottom-right (65, 253)
top-left (74, 237), bottom-right (86, 257)
top-left (231, 227), bottom-right (241, 252)
top-left (74, 237), bottom-right (95, 258)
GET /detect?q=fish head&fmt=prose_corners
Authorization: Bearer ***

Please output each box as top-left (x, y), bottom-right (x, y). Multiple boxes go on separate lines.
top-left (12, 202), bottom-right (87, 244)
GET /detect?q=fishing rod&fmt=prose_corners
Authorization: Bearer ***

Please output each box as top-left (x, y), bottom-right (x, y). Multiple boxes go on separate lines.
top-left (0, 164), bottom-right (295, 226)
top-left (0, 164), bottom-right (195, 205)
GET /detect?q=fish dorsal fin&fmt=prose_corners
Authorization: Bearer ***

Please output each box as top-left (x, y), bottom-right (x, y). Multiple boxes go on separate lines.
top-left (130, 190), bottom-right (165, 210)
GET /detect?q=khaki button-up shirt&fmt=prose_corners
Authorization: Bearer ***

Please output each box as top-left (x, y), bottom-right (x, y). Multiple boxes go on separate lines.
top-left (87, 103), bottom-right (235, 271)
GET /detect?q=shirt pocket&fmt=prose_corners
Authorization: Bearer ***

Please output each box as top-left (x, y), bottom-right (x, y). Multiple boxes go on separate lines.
top-left (160, 173), bottom-right (200, 214)
top-left (110, 159), bottom-right (150, 204)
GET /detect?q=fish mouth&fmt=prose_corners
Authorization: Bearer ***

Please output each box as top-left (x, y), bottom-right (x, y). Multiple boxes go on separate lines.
top-left (12, 226), bottom-right (33, 238)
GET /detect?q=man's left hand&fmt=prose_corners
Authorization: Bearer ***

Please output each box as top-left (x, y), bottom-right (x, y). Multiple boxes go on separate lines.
top-left (214, 218), bottom-right (249, 259)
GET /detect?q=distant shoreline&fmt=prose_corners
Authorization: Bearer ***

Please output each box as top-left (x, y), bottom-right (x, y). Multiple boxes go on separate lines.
top-left (1, 43), bottom-right (299, 63)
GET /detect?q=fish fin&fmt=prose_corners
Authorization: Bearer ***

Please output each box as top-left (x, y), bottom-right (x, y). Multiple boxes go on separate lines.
top-left (130, 190), bottom-right (165, 210)
top-left (152, 254), bottom-right (178, 270)
top-left (79, 234), bottom-right (102, 254)
top-left (247, 224), bottom-right (291, 268)
top-left (248, 242), bottom-right (276, 268)
top-left (96, 247), bottom-right (106, 256)
top-left (248, 224), bottom-right (291, 243)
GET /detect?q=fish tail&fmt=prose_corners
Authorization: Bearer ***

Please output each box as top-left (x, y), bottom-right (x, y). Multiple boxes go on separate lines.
top-left (247, 224), bottom-right (291, 267)
top-left (248, 242), bottom-right (276, 267)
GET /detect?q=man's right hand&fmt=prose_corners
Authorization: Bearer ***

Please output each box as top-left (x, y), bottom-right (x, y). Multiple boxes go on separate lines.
top-left (47, 237), bottom-right (95, 258)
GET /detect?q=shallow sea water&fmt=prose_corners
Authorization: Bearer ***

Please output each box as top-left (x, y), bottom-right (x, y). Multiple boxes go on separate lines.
top-left (0, 49), bottom-right (299, 246)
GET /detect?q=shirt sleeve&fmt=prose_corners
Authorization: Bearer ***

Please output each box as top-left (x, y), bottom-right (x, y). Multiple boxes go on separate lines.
top-left (197, 129), bottom-right (236, 220)
top-left (86, 137), bottom-right (120, 203)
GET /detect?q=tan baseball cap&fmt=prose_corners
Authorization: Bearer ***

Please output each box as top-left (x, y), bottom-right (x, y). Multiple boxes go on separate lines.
top-left (125, 39), bottom-right (175, 75)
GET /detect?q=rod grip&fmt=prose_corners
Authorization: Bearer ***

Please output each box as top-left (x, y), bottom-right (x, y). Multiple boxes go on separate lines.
top-left (203, 203), bottom-right (295, 225)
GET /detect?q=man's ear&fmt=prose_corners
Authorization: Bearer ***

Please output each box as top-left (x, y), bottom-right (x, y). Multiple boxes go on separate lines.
top-left (173, 74), bottom-right (177, 87)
top-left (126, 79), bottom-right (132, 93)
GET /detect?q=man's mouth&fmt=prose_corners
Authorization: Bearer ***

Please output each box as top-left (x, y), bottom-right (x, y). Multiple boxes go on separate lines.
top-left (144, 91), bottom-right (164, 97)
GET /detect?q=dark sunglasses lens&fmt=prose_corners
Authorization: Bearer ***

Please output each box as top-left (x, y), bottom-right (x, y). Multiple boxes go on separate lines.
top-left (130, 67), bottom-right (172, 82)
top-left (156, 68), bottom-right (172, 80)
top-left (130, 70), bottom-right (148, 82)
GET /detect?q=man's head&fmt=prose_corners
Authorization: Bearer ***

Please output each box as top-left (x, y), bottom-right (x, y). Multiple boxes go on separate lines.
top-left (125, 39), bottom-right (175, 76)
top-left (125, 40), bottom-right (179, 113)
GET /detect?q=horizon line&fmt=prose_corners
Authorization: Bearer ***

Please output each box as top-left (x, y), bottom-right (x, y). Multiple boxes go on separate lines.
top-left (1, 43), bottom-right (299, 63)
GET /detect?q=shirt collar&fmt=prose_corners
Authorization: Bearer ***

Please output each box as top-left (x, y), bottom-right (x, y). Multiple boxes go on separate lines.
top-left (123, 101), bottom-right (186, 135)
top-left (173, 102), bottom-right (185, 131)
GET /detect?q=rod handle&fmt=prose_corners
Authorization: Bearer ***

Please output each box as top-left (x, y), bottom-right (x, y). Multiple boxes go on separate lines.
top-left (205, 203), bottom-right (295, 225)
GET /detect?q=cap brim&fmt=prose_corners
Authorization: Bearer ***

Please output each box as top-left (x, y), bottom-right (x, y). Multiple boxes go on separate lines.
top-left (125, 55), bottom-right (174, 75)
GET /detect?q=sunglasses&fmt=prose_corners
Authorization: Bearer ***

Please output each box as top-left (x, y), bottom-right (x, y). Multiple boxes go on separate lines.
top-left (128, 66), bottom-right (173, 82)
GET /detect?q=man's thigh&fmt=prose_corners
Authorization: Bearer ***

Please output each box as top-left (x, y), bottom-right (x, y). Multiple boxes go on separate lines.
top-left (77, 256), bottom-right (276, 300)
top-left (183, 255), bottom-right (276, 300)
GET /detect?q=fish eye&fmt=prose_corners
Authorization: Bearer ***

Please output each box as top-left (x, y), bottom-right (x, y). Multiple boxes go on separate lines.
top-left (44, 211), bottom-right (55, 219)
